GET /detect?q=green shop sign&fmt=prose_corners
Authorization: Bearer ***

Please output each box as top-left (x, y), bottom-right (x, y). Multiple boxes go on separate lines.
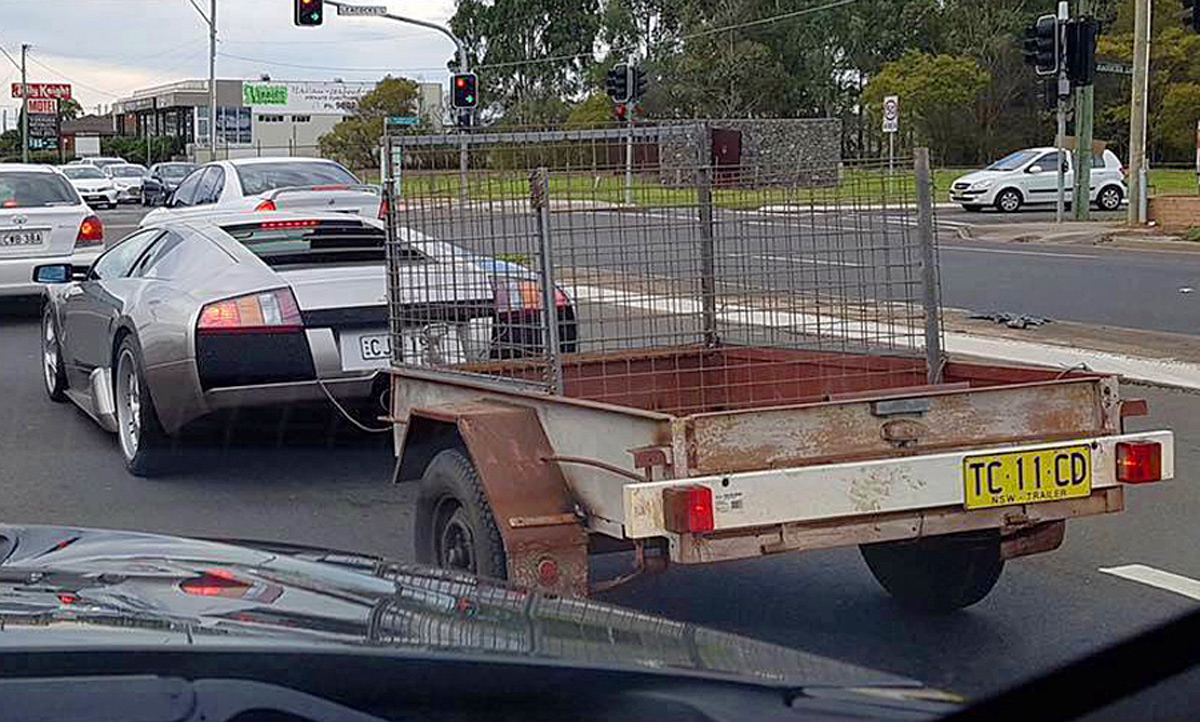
top-left (243, 83), bottom-right (289, 106)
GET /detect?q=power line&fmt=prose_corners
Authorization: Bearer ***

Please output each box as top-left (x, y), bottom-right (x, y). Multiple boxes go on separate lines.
top-left (0, 42), bottom-right (22, 72)
top-left (26, 55), bottom-right (121, 98)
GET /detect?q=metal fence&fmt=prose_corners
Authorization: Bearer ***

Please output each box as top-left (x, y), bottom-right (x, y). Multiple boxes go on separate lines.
top-left (382, 125), bottom-right (943, 416)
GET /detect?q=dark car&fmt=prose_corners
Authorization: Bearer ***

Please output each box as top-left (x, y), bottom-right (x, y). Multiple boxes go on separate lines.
top-left (141, 162), bottom-right (199, 206)
top-left (0, 524), bottom-right (962, 721)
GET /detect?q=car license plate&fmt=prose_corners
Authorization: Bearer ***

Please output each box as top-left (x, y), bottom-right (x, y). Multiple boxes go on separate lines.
top-left (0, 230), bottom-right (45, 247)
top-left (338, 331), bottom-right (392, 372)
top-left (963, 444), bottom-right (1092, 510)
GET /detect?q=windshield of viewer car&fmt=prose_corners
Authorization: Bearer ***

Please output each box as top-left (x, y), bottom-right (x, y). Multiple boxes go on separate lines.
top-left (235, 162), bottom-right (360, 196)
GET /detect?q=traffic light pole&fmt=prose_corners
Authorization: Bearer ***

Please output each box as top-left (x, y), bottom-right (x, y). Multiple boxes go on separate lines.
top-left (1055, 2), bottom-right (1069, 223)
top-left (1072, 0), bottom-right (1094, 220)
top-left (326, 1), bottom-right (471, 201)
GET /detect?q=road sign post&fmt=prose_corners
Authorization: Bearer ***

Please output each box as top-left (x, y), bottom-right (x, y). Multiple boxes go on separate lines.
top-left (882, 95), bottom-right (899, 176)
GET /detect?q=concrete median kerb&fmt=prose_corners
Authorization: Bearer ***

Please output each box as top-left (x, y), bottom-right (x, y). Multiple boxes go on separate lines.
top-left (955, 220), bottom-right (1200, 253)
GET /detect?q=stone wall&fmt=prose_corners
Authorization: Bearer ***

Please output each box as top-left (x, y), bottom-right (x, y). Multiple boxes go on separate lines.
top-left (1148, 195), bottom-right (1200, 231)
top-left (657, 119), bottom-right (842, 188)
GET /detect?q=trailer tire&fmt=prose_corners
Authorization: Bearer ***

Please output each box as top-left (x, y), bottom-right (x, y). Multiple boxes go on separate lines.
top-left (860, 531), bottom-right (1004, 613)
top-left (414, 448), bottom-right (508, 580)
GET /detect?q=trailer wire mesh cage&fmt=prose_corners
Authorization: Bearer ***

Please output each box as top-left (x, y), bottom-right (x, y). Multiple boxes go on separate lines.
top-left (383, 123), bottom-right (943, 416)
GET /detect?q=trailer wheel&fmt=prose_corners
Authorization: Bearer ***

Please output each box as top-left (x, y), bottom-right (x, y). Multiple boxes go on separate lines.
top-left (414, 448), bottom-right (508, 579)
top-left (860, 531), bottom-right (1004, 613)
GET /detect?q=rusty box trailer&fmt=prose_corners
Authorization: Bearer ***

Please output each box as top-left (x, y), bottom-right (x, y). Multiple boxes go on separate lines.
top-left (380, 130), bottom-right (1175, 611)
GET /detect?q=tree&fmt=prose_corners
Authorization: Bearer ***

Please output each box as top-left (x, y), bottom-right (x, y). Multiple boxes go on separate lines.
top-left (58, 99), bottom-right (82, 123)
top-left (863, 52), bottom-right (990, 164)
top-left (318, 77), bottom-right (419, 171)
top-left (450, 0), bottom-right (601, 125)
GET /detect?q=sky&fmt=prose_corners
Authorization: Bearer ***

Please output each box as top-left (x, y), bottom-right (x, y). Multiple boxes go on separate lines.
top-left (0, 0), bottom-right (456, 130)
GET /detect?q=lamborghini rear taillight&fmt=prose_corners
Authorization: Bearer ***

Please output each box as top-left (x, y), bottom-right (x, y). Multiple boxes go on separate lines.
top-left (198, 288), bottom-right (303, 335)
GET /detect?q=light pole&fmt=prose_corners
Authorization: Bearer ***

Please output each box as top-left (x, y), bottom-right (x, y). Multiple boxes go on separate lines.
top-left (21, 43), bottom-right (29, 163)
top-left (186, 0), bottom-right (217, 158)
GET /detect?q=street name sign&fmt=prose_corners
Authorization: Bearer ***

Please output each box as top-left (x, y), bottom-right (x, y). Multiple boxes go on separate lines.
top-left (386, 116), bottom-right (421, 126)
top-left (337, 5), bottom-right (386, 16)
top-left (1096, 62), bottom-right (1133, 76)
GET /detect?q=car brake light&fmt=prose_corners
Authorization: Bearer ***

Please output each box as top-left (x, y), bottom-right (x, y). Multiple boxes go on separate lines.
top-left (493, 279), bottom-right (570, 313)
top-left (662, 485), bottom-right (715, 534)
top-left (76, 215), bottom-right (104, 247)
top-left (255, 199), bottom-right (278, 212)
top-left (180, 569), bottom-right (252, 598)
top-left (260, 219), bottom-right (321, 230)
top-left (1116, 441), bottom-right (1162, 484)
top-left (198, 288), bottom-right (303, 335)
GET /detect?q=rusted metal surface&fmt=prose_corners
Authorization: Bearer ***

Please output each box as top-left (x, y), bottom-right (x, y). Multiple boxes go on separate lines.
top-left (685, 377), bottom-right (1110, 476)
top-left (1121, 398), bottom-right (1149, 418)
top-left (508, 513), bottom-right (581, 529)
top-left (671, 488), bottom-right (1122, 564)
top-left (413, 401), bottom-right (589, 598)
top-left (630, 445), bottom-right (675, 481)
top-left (1000, 520), bottom-right (1066, 560)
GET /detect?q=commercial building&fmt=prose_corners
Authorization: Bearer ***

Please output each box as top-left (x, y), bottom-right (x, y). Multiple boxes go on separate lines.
top-left (112, 78), bottom-right (444, 161)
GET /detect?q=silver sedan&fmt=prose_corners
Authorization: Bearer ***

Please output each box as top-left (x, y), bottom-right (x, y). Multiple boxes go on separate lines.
top-left (34, 212), bottom-right (497, 476)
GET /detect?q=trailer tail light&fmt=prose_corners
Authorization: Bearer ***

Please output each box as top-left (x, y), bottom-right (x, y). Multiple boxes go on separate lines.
top-left (179, 569), bottom-right (251, 598)
top-left (378, 197), bottom-right (389, 220)
top-left (198, 288), bottom-right (303, 335)
top-left (255, 199), bottom-right (278, 212)
top-left (493, 278), bottom-right (570, 313)
top-left (75, 215), bottom-right (104, 247)
top-left (663, 485), bottom-right (715, 534)
top-left (1116, 441), bottom-right (1162, 484)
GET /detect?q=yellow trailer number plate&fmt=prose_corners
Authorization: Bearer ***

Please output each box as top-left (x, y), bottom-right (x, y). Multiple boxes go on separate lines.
top-left (963, 445), bottom-right (1092, 510)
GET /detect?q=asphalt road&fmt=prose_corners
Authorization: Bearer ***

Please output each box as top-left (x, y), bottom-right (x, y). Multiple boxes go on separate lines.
top-left (0, 290), bottom-right (1197, 700)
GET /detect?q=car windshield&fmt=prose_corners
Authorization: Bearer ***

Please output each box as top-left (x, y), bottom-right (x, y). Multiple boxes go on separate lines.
top-left (235, 161), bottom-right (360, 196)
top-left (158, 164), bottom-right (196, 180)
top-left (985, 150), bottom-right (1040, 171)
top-left (3, 4), bottom-right (1196, 720)
top-left (63, 167), bottom-right (107, 180)
top-left (0, 172), bottom-right (77, 208)
top-left (107, 166), bottom-right (145, 178)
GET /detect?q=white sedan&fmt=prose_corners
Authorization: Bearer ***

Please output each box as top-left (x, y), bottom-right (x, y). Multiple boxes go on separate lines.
top-left (103, 163), bottom-right (149, 204)
top-left (140, 157), bottom-right (383, 228)
top-left (61, 165), bottom-right (119, 210)
top-left (0, 164), bottom-right (105, 298)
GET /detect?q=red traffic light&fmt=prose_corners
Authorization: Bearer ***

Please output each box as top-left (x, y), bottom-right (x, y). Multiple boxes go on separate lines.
top-left (451, 73), bottom-right (478, 110)
top-left (295, 0), bottom-right (323, 26)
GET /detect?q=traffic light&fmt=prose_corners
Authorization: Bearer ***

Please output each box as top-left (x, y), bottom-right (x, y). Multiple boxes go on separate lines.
top-left (1065, 18), bottom-right (1097, 86)
top-left (451, 73), bottom-right (478, 109)
top-left (605, 64), bottom-right (630, 104)
top-left (631, 66), bottom-right (647, 102)
top-left (294, 0), bottom-right (323, 26)
top-left (1184, 0), bottom-right (1199, 32)
top-left (1022, 14), bottom-right (1060, 76)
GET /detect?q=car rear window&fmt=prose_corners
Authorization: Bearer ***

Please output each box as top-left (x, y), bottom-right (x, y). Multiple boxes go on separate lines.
top-left (0, 172), bottom-right (78, 208)
top-left (234, 162), bottom-right (360, 196)
top-left (63, 167), bottom-right (106, 180)
top-left (220, 219), bottom-right (424, 267)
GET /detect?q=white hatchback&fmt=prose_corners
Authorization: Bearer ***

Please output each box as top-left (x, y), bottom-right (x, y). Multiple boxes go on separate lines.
top-left (140, 157), bottom-right (383, 227)
top-left (0, 165), bottom-right (105, 298)
top-left (950, 147), bottom-right (1127, 213)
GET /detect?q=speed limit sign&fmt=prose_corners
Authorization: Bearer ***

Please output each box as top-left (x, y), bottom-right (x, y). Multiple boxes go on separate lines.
top-left (882, 95), bottom-right (899, 134)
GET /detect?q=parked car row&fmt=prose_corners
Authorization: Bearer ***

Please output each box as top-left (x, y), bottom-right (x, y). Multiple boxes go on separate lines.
top-left (63, 158), bottom-right (200, 210)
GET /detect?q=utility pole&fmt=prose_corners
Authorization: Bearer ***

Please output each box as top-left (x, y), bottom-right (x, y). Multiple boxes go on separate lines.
top-left (1128, 0), bottom-right (1151, 224)
top-left (1072, 2), bottom-right (1095, 220)
top-left (209, 0), bottom-right (217, 159)
top-left (21, 43), bottom-right (29, 163)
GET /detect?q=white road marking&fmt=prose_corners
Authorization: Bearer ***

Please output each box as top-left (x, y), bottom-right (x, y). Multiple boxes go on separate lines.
top-left (939, 245), bottom-right (1101, 260)
top-left (1099, 564), bottom-right (1200, 601)
top-left (725, 252), bottom-right (863, 267)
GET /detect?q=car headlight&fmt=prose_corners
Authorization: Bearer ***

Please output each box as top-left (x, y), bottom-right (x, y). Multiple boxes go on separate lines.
top-left (970, 179), bottom-right (993, 190)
